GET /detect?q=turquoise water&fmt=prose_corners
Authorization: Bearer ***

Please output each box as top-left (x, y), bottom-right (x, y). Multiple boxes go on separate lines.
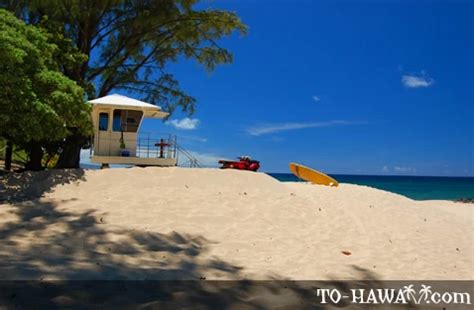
top-left (81, 162), bottom-right (473, 201)
top-left (268, 173), bottom-right (474, 201)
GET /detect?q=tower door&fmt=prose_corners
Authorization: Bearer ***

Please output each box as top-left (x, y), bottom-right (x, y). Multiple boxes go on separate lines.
top-left (95, 109), bottom-right (111, 156)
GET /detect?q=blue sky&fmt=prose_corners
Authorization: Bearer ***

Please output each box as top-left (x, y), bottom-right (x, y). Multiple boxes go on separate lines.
top-left (100, 0), bottom-right (473, 176)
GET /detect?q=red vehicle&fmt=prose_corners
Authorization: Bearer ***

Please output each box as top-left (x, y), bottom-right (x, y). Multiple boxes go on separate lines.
top-left (219, 156), bottom-right (260, 172)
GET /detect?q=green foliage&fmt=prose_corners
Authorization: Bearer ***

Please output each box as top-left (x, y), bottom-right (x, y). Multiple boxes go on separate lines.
top-left (0, 9), bottom-right (91, 152)
top-left (0, 139), bottom-right (27, 164)
top-left (3, 0), bottom-right (247, 114)
top-left (1, 1), bottom-right (246, 168)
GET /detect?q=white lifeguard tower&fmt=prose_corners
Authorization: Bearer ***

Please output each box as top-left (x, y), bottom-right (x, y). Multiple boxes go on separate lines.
top-left (89, 94), bottom-right (178, 167)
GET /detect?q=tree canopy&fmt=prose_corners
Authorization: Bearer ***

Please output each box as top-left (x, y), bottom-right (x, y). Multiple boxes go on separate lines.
top-left (1, 0), bottom-right (246, 168)
top-left (0, 9), bottom-right (90, 170)
top-left (4, 0), bottom-right (247, 114)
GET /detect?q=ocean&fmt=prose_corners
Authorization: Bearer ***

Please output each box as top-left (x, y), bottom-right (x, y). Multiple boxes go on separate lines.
top-left (81, 163), bottom-right (473, 201)
top-left (268, 173), bottom-right (474, 201)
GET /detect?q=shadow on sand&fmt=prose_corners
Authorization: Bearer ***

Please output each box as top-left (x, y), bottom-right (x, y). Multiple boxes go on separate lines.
top-left (0, 171), bottom-right (425, 308)
top-left (0, 169), bottom-right (86, 203)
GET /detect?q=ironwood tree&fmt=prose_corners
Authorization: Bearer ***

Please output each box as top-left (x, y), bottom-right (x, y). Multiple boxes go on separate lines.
top-left (2, 0), bottom-right (247, 168)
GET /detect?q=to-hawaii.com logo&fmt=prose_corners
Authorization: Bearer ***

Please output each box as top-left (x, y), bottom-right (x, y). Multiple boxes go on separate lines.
top-left (316, 284), bottom-right (471, 305)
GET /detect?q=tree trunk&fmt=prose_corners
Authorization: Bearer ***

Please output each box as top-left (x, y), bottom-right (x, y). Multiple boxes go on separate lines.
top-left (4, 140), bottom-right (13, 171)
top-left (56, 132), bottom-right (87, 169)
top-left (26, 142), bottom-right (44, 171)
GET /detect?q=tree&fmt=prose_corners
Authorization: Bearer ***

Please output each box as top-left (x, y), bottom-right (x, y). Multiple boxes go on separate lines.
top-left (0, 9), bottom-right (91, 170)
top-left (2, 0), bottom-right (247, 168)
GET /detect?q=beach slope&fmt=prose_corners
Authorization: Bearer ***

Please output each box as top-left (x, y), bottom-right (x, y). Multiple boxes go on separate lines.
top-left (1, 167), bottom-right (472, 281)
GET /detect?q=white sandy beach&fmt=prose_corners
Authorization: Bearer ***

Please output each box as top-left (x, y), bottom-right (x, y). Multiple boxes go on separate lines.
top-left (0, 167), bottom-right (472, 281)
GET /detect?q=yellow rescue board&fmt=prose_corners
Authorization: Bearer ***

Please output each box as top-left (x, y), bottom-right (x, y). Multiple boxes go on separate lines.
top-left (289, 163), bottom-right (339, 187)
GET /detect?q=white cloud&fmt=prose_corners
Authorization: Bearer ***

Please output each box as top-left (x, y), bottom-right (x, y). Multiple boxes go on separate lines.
top-left (246, 120), bottom-right (363, 136)
top-left (166, 118), bottom-right (200, 130)
top-left (401, 73), bottom-right (434, 88)
top-left (381, 165), bottom-right (418, 174)
top-left (394, 166), bottom-right (417, 173)
top-left (312, 95), bottom-right (321, 102)
top-left (179, 151), bottom-right (225, 167)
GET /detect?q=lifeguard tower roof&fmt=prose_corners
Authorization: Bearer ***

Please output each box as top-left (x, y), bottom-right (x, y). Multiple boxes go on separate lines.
top-left (89, 94), bottom-right (168, 118)
top-left (89, 93), bottom-right (176, 167)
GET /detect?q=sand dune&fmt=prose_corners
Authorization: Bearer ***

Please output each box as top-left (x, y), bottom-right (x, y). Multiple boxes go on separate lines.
top-left (0, 167), bottom-right (472, 280)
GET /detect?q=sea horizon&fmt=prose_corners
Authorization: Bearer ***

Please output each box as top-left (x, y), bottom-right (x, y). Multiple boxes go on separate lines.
top-left (79, 163), bottom-right (473, 201)
top-left (81, 163), bottom-right (474, 179)
top-left (1, 1), bottom-right (473, 304)
top-left (268, 172), bottom-right (474, 178)
top-left (268, 172), bottom-right (474, 201)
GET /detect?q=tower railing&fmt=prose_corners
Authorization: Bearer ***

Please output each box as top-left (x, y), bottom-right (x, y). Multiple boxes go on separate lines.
top-left (91, 131), bottom-right (203, 167)
top-left (175, 144), bottom-right (201, 168)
